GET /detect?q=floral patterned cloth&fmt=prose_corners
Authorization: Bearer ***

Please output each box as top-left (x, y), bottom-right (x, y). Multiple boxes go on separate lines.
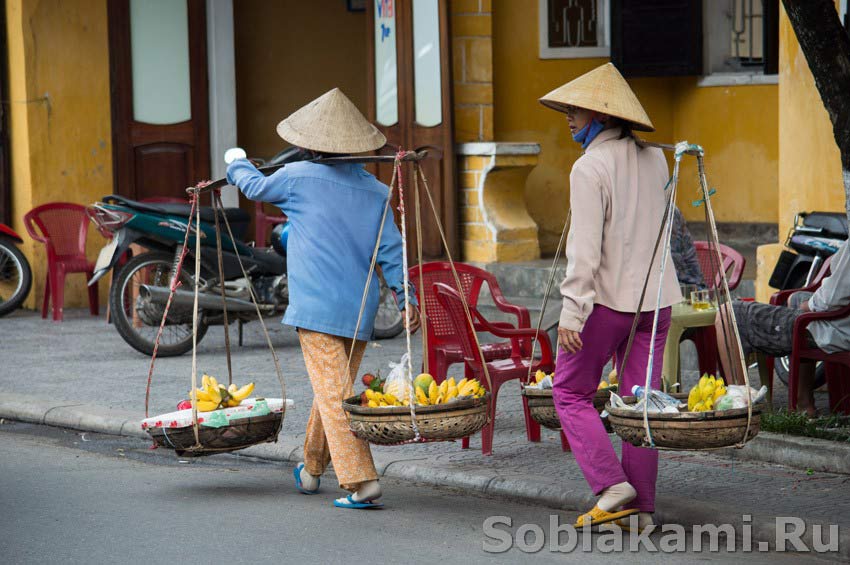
top-left (298, 328), bottom-right (377, 492)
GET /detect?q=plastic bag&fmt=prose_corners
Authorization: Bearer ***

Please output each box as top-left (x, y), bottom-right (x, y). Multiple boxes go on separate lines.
top-left (714, 385), bottom-right (768, 411)
top-left (608, 391), bottom-right (679, 413)
top-left (631, 385), bottom-right (682, 411)
top-left (382, 353), bottom-right (414, 400)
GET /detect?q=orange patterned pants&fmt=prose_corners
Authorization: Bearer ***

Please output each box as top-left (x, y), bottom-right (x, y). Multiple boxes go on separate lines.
top-left (298, 328), bottom-right (377, 492)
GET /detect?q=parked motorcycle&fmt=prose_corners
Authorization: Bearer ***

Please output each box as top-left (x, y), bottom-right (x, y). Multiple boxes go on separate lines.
top-left (769, 211), bottom-right (849, 388)
top-left (88, 149), bottom-right (403, 356)
top-left (0, 222), bottom-right (32, 317)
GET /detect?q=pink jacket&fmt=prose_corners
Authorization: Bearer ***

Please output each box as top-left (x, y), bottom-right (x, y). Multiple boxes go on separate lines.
top-left (559, 128), bottom-right (682, 331)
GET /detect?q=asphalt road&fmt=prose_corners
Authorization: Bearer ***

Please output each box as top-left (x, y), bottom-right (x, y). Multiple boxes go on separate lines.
top-left (0, 422), bottom-right (835, 565)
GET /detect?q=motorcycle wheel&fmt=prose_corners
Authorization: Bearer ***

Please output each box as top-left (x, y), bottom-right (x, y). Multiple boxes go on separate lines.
top-left (0, 237), bottom-right (33, 317)
top-left (774, 355), bottom-right (826, 390)
top-left (110, 251), bottom-right (207, 357)
top-left (372, 278), bottom-right (405, 340)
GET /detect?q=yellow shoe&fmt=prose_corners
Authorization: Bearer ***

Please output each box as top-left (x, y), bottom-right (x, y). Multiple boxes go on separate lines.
top-left (573, 505), bottom-right (638, 528)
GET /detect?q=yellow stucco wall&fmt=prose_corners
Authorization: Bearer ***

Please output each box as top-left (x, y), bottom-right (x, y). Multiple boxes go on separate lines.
top-left (491, 0), bottom-right (779, 254)
top-left (777, 6), bottom-right (844, 238)
top-left (233, 1), bottom-right (368, 158)
top-left (754, 4), bottom-right (847, 303)
top-left (671, 80), bottom-right (779, 225)
top-left (5, 0), bottom-right (113, 309)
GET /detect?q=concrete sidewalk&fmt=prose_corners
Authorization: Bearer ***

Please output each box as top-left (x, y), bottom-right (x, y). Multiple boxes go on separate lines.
top-left (2, 309), bottom-right (849, 558)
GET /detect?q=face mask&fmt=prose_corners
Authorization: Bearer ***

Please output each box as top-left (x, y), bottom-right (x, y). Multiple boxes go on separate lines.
top-left (571, 118), bottom-right (605, 149)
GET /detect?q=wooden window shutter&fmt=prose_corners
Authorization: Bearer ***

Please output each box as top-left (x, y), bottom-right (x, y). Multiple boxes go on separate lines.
top-left (611, 0), bottom-right (703, 77)
top-left (763, 0), bottom-right (780, 75)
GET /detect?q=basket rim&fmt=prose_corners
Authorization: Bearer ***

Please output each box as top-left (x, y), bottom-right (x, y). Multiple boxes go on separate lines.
top-left (145, 412), bottom-right (282, 435)
top-left (605, 392), bottom-right (763, 421)
top-left (342, 392), bottom-right (489, 416)
top-left (521, 386), bottom-right (615, 398)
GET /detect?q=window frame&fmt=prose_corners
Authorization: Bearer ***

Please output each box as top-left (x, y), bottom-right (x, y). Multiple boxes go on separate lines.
top-left (538, 0), bottom-right (611, 59)
top-left (700, 0), bottom-right (778, 86)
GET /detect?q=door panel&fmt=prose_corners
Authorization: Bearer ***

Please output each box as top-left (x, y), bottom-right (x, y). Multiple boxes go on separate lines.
top-left (368, 0), bottom-right (456, 260)
top-left (0, 0), bottom-right (10, 225)
top-left (108, 0), bottom-right (210, 201)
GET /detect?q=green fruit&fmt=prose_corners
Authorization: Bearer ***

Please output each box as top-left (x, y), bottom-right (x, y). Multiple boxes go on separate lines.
top-left (414, 373), bottom-right (435, 395)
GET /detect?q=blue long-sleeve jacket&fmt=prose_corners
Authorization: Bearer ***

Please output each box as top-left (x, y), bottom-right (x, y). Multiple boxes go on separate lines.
top-left (227, 159), bottom-right (413, 341)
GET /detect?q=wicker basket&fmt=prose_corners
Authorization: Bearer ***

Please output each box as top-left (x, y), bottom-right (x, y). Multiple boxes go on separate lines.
top-left (342, 394), bottom-right (489, 445)
top-left (521, 387), bottom-right (613, 430)
top-left (605, 393), bottom-right (761, 450)
top-left (147, 412), bottom-right (283, 457)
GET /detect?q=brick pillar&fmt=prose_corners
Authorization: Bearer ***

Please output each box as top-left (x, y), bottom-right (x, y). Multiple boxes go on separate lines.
top-left (450, 0), bottom-right (493, 143)
top-left (458, 143), bottom-right (541, 263)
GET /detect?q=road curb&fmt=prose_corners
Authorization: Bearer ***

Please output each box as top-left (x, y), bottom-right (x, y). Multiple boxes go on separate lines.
top-left (716, 432), bottom-right (850, 475)
top-left (1, 393), bottom-right (848, 560)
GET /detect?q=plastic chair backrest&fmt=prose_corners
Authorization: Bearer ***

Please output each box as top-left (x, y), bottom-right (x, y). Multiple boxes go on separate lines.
top-left (408, 262), bottom-right (491, 344)
top-left (23, 202), bottom-right (90, 260)
top-left (694, 241), bottom-right (746, 291)
top-left (433, 282), bottom-right (485, 367)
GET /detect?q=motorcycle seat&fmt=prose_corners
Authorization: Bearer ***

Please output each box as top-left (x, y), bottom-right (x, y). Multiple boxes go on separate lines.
top-left (102, 194), bottom-right (251, 227)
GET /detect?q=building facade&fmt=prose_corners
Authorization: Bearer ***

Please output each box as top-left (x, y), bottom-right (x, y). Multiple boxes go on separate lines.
top-left (1, 0), bottom-right (848, 309)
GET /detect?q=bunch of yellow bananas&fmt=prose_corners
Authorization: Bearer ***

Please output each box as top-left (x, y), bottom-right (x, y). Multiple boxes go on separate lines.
top-left (362, 377), bottom-right (486, 408)
top-left (415, 377), bottom-right (485, 406)
top-left (687, 374), bottom-right (726, 412)
top-left (534, 370), bottom-right (553, 384)
top-left (191, 374), bottom-right (255, 412)
top-left (364, 388), bottom-right (406, 407)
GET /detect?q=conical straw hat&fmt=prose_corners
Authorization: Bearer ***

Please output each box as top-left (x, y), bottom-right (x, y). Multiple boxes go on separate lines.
top-left (277, 88), bottom-right (386, 154)
top-left (538, 63), bottom-right (654, 132)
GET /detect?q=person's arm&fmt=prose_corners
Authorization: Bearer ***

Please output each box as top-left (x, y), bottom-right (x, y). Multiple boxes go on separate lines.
top-left (559, 160), bottom-right (605, 333)
top-left (671, 206), bottom-right (705, 286)
top-left (226, 159), bottom-right (289, 207)
top-left (809, 241), bottom-right (850, 312)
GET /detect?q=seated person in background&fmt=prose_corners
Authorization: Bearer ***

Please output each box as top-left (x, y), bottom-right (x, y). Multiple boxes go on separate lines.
top-left (671, 206), bottom-right (705, 287)
top-left (716, 239), bottom-right (850, 416)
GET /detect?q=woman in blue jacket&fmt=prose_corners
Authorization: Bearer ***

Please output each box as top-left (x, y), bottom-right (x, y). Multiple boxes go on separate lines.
top-left (227, 88), bottom-right (419, 509)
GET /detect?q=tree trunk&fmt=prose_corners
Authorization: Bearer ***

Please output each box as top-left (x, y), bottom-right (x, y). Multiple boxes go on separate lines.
top-left (781, 0), bottom-right (850, 219)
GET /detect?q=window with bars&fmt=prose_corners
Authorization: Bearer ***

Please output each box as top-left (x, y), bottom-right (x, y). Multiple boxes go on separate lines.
top-left (539, 0), bottom-right (610, 59)
top-left (704, 0), bottom-right (778, 76)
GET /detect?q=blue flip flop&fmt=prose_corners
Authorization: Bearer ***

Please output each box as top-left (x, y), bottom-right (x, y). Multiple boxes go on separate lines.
top-left (293, 463), bottom-right (320, 495)
top-left (333, 494), bottom-right (383, 509)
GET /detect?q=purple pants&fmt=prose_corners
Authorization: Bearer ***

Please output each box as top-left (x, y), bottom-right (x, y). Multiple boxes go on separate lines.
top-left (553, 304), bottom-right (671, 512)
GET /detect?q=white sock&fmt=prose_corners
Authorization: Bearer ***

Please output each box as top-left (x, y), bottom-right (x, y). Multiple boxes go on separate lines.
top-left (635, 512), bottom-right (654, 529)
top-left (351, 480), bottom-right (382, 502)
top-left (300, 467), bottom-right (319, 491)
top-left (597, 481), bottom-right (636, 512)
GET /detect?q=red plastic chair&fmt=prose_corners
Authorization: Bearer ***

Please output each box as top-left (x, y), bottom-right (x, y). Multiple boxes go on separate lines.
top-left (694, 241), bottom-right (746, 291)
top-left (788, 306), bottom-right (850, 415)
top-left (408, 262), bottom-right (531, 382)
top-left (255, 201), bottom-right (287, 246)
top-left (410, 262), bottom-right (548, 445)
top-left (760, 257), bottom-right (833, 399)
top-left (434, 282), bottom-right (555, 456)
top-left (24, 202), bottom-right (98, 322)
top-left (688, 242), bottom-right (748, 377)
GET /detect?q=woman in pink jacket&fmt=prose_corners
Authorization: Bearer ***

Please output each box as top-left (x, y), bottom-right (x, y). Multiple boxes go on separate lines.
top-left (539, 63), bottom-right (681, 530)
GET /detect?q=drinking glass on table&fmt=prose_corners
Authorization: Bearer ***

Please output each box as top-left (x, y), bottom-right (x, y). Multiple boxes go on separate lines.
top-left (679, 284), bottom-right (697, 304)
top-left (690, 289), bottom-right (715, 311)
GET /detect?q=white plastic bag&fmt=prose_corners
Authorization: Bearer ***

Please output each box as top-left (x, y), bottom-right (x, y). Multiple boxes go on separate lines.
top-left (714, 385), bottom-right (768, 411)
top-left (382, 352), bottom-right (414, 400)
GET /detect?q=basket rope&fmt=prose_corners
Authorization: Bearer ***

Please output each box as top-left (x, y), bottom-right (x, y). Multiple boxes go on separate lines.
top-left (143, 185), bottom-right (287, 454)
top-left (340, 150), bottom-right (494, 445)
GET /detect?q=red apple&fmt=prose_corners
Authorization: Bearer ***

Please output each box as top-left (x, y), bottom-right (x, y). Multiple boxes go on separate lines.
top-left (362, 373), bottom-right (376, 387)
